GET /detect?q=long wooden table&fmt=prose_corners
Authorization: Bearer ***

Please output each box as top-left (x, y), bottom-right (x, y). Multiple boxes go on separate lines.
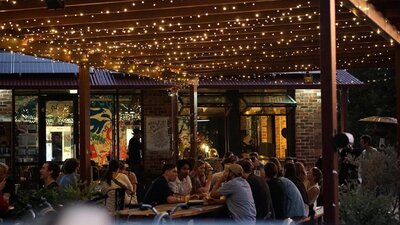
top-left (118, 203), bottom-right (225, 219)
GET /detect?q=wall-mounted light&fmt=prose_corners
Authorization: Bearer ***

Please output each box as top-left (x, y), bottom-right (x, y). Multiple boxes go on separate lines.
top-left (304, 71), bottom-right (313, 83)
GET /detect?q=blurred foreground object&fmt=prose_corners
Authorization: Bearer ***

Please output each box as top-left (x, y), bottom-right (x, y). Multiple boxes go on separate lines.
top-left (54, 204), bottom-right (112, 225)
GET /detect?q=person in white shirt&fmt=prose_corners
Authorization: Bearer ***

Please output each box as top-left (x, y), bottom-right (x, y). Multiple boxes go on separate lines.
top-left (169, 159), bottom-right (192, 196)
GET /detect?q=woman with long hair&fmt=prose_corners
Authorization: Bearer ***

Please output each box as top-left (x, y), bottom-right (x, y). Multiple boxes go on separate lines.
top-left (100, 159), bottom-right (135, 212)
top-left (294, 162), bottom-right (308, 188)
top-left (307, 167), bottom-right (323, 210)
top-left (190, 160), bottom-right (213, 195)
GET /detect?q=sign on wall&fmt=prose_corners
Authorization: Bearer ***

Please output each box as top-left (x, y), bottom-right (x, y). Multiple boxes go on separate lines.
top-left (145, 116), bottom-right (170, 151)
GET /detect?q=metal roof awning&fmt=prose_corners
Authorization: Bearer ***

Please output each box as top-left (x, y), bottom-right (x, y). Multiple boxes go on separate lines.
top-left (178, 94), bottom-right (231, 116)
top-left (241, 94), bottom-right (297, 107)
top-left (198, 70), bottom-right (365, 89)
top-left (0, 52), bottom-right (364, 89)
top-left (240, 94), bottom-right (296, 115)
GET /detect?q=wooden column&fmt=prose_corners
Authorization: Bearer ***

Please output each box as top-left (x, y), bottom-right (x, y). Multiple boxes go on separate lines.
top-left (227, 90), bottom-right (241, 156)
top-left (396, 47), bottom-right (400, 158)
top-left (320, 0), bottom-right (339, 224)
top-left (78, 64), bottom-right (91, 184)
top-left (189, 79), bottom-right (198, 159)
top-left (340, 88), bottom-right (349, 132)
top-left (170, 88), bottom-right (179, 162)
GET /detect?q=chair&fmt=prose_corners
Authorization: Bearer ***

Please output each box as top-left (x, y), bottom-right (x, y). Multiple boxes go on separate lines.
top-left (104, 188), bottom-right (136, 211)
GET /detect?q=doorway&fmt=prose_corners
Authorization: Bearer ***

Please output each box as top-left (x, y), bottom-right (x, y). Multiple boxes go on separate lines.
top-left (39, 96), bottom-right (78, 164)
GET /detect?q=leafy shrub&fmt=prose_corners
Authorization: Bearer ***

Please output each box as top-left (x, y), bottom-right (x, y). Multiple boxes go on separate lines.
top-left (339, 147), bottom-right (399, 224)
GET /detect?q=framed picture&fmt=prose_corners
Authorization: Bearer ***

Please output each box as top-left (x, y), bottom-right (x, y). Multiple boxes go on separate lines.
top-left (145, 116), bottom-right (170, 151)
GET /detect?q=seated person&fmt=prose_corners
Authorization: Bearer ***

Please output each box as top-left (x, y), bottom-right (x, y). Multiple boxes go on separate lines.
top-left (210, 163), bottom-right (256, 224)
top-left (307, 167), bottom-right (323, 211)
top-left (143, 163), bottom-right (187, 205)
top-left (191, 160), bottom-right (213, 195)
top-left (119, 162), bottom-right (138, 204)
top-left (0, 179), bottom-right (9, 216)
top-left (169, 159), bottom-right (192, 196)
top-left (100, 160), bottom-right (135, 212)
top-left (58, 158), bottom-right (80, 188)
top-left (0, 163), bottom-right (15, 205)
top-left (237, 159), bottom-right (274, 220)
top-left (40, 161), bottom-right (60, 190)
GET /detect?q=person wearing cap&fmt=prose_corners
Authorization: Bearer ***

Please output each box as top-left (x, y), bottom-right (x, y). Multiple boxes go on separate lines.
top-left (210, 163), bottom-right (256, 224)
top-left (128, 128), bottom-right (143, 180)
top-left (210, 154), bottom-right (238, 189)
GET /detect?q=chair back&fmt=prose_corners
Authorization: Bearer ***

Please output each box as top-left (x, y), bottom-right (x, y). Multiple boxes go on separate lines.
top-left (105, 188), bottom-right (126, 211)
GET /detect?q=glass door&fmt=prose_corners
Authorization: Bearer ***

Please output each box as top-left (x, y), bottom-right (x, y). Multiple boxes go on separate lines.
top-left (39, 96), bottom-right (78, 163)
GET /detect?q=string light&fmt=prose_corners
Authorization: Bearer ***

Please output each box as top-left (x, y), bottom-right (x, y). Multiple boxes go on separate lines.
top-left (0, 0), bottom-right (397, 83)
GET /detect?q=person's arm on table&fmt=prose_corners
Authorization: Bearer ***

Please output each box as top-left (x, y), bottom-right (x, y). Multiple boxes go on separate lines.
top-left (210, 171), bottom-right (227, 199)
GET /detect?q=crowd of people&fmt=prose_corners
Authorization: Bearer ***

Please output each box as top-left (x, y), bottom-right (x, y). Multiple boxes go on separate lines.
top-left (0, 151), bottom-right (323, 224)
top-left (138, 152), bottom-right (323, 224)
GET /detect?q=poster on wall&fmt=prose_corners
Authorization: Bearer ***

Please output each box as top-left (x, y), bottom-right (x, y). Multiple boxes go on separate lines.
top-left (145, 116), bottom-right (170, 151)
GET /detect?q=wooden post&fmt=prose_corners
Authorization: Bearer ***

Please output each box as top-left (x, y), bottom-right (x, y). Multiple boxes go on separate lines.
top-left (396, 47), bottom-right (400, 158)
top-left (170, 87), bottom-right (179, 162)
top-left (189, 79), bottom-right (198, 159)
top-left (340, 88), bottom-right (349, 132)
top-left (320, 0), bottom-right (339, 224)
top-left (227, 90), bottom-right (241, 156)
top-left (78, 64), bottom-right (91, 184)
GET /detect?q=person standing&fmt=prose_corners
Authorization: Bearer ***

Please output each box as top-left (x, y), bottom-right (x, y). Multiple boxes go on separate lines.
top-left (128, 128), bottom-right (143, 181)
top-left (360, 135), bottom-right (377, 158)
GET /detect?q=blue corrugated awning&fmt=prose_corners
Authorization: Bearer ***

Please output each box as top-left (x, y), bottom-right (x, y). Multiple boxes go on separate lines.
top-left (0, 51), bottom-right (78, 74)
top-left (0, 52), bottom-right (364, 89)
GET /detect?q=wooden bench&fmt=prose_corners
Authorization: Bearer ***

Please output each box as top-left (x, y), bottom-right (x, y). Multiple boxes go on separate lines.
top-left (297, 206), bottom-right (324, 224)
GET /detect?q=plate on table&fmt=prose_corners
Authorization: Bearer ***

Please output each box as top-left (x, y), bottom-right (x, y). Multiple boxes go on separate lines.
top-left (187, 200), bottom-right (204, 206)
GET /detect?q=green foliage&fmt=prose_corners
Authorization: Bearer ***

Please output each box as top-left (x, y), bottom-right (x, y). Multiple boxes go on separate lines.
top-left (340, 189), bottom-right (397, 225)
top-left (16, 182), bottom-right (102, 211)
top-left (340, 147), bottom-right (400, 225)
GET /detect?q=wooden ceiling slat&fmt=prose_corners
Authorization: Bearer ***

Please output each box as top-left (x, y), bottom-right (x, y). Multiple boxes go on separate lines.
top-left (0, 0), bottom-right (311, 22)
top-left (3, 7), bottom-right (322, 34)
top-left (0, 0), bottom-right (139, 12)
top-left (28, 20), bottom-right (371, 43)
top-left (1, 0), bottom-right (316, 28)
top-left (0, 0), bottom-right (398, 76)
top-left (343, 0), bottom-right (400, 43)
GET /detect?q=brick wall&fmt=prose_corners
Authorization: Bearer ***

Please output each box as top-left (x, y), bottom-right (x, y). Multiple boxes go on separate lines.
top-left (141, 90), bottom-right (173, 180)
top-left (295, 89), bottom-right (322, 169)
top-left (0, 90), bottom-right (12, 116)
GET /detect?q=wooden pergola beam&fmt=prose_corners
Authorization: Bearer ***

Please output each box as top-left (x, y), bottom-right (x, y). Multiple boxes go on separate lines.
top-left (0, 0), bottom-right (315, 27)
top-left (343, 0), bottom-right (400, 43)
top-left (0, 0), bottom-right (313, 22)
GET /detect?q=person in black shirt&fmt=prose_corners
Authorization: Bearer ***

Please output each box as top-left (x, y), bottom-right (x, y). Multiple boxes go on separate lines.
top-left (237, 159), bottom-right (274, 220)
top-left (143, 163), bottom-right (186, 205)
top-left (284, 162), bottom-right (308, 206)
top-left (40, 161), bottom-right (60, 190)
top-left (265, 162), bottom-right (286, 220)
top-left (128, 128), bottom-right (143, 181)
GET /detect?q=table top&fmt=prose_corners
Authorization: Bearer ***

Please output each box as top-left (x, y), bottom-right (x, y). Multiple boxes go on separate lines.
top-left (119, 203), bottom-right (225, 219)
